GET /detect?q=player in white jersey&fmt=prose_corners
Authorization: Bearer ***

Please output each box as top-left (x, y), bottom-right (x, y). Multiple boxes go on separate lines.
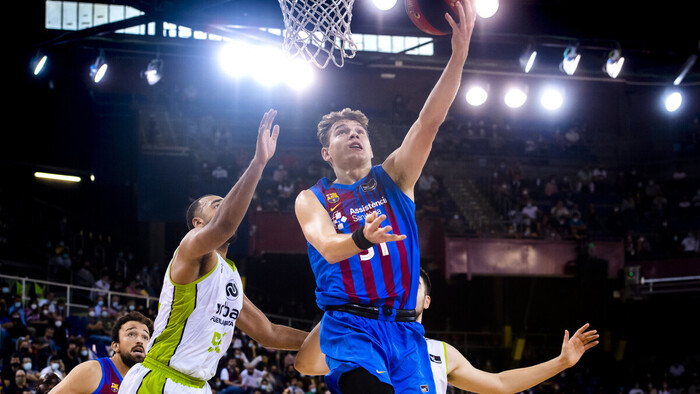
top-left (120, 109), bottom-right (308, 393)
top-left (294, 268), bottom-right (599, 393)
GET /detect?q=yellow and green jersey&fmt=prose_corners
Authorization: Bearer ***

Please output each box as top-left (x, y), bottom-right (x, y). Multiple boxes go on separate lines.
top-left (145, 249), bottom-right (243, 381)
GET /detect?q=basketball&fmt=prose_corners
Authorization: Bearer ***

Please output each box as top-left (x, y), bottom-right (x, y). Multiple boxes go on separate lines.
top-left (406, 0), bottom-right (460, 35)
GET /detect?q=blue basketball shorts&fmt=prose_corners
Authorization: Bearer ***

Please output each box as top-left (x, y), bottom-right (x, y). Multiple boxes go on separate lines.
top-left (320, 310), bottom-right (437, 393)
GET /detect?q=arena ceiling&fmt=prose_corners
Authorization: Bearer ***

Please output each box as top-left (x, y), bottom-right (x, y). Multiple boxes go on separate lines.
top-left (19, 0), bottom-right (700, 85)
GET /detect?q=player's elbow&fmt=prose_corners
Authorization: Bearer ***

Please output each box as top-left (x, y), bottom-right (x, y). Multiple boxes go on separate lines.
top-left (319, 251), bottom-right (342, 264)
top-left (417, 111), bottom-right (446, 131)
top-left (313, 244), bottom-right (343, 264)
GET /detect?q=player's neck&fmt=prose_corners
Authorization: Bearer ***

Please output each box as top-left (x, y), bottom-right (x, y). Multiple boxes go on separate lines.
top-left (217, 245), bottom-right (229, 258)
top-left (332, 164), bottom-right (372, 185)
top-left (111, 354), bottom-right (130, 378)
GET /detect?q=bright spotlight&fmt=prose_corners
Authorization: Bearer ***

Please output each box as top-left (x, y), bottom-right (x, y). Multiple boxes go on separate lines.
top-left (540, 88), bottom-right (563, 111)
top-left (89, 52), bottom-right (108, 83)
top-left (32, 53), bottom-right (48, 76)
top-left (372, 0), bottom-right (397, 11)
top-left (465, 86), bottom-right (488, 106)
top-left (604, 49), bottom-right (625, 79)
top-left (475, 0), bottom-right (499, 18)
top-left (142, 58), bottom-right (163, 86)
top-left (219, 41), bottom-right (254, 78)
top-left (504, 87), bottom-right (527, 108)
top-left (560, 46), bottom-right (581, 76)
top-left (664, 91), bottom-right (682, 112)
top-left (34, 172), bottom-right (81, 183)
top-left (519, 46), bottom-right (537, 73)
top-left (285, 58), bottom-right (315, 91)
top-left (251, 46), bottom-right (285, 86)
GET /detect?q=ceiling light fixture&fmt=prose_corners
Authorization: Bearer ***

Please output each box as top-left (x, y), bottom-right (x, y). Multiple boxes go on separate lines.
top-left (519, 43), bottom-right (537, 73)
top-left (142, 58), bottom-right (164, 86)
top-left (673, 54), bottom-right (697, 86)
top-left (604, 48), bottom-right (625, 79)
top-left (89, 50), bottom-right (108, 83)
top-left (559, 45), bottom-right (581, 76)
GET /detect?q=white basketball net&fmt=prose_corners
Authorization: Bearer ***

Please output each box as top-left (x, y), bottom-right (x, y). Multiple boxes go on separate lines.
top-left (278, 0), bottom-right (358, 69)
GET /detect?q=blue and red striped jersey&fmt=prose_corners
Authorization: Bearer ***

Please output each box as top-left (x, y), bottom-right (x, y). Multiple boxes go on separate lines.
top-left (307, 165), bottom-right (420, 311)
top-left (94, 357), bottom-right (122, 394)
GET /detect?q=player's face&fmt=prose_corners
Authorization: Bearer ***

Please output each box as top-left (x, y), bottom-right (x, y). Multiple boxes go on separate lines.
top-left (114, 321), bottom-right (150, 367)
top-left (197, 195), bottom-right (223, 224)
top-left (197, 195), bottom-right (237, 243)
top-left (322, 119), bottom-right (373, 168)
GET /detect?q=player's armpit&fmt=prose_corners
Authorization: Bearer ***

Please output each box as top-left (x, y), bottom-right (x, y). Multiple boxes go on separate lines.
top-left (169, 236), bottom-right (217, 285)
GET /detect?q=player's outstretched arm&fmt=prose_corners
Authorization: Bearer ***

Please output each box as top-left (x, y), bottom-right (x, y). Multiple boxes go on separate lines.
top-left (447, 324), bottom-right (599, 394)
top-left (237, 295), bottom-right (308, 351)
top-left (295, 191), bottom-right (407, 264)
top-left (48, 360), bottom-right (102, 394)
top-left (383, 0), bottom-right (476, 196)
top-left (174, 110), bottom-right (279, 283)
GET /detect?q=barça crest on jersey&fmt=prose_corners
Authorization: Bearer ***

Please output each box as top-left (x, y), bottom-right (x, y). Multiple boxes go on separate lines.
top-left (111, 383), bottom-right (119, 392)
top-left (326, 192), bottom-right (340, 204)
top-left (361, 177), bottom-right (377, 192)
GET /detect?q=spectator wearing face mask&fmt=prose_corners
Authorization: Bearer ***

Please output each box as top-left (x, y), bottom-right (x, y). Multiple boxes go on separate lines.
top-left (1, 281), bottom-right (12, 298)
top-left (85, 307), bottom-right (112, 351)
top-left (7, 297), bottom-right (26, 326)
top-left (20, 356), bottom-right (41, 390)
top-left (16, 337), bottom-right (34, 364)
top-left (25, 298), bottom-right (49, 335)
top-left (107, 295), bottom-right (123, 316)
top-left (35, 326), bottom-right (59, 363)
top-left (1, 353), bottom-right (22, 388)
top-left (7, 369), bottom-right (29, 394)
top-left (124, 300), bottom-right (137, 313)
top-left (51, 315), bottom-right (69, 351)
top-left (62, 340), bottom-right (84, 373)
top-left (39, 357), bottom-right (66, 380)
top-left (5, 311), bottom-right (30, 342)
top-left (93, 296), bottom-right (106, 317)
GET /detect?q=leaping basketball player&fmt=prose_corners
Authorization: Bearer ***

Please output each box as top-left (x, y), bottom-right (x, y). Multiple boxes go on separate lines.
top-left (119, 109), bottom-right (308, 393)
top-left (293, 1), bottom-right (477, 392)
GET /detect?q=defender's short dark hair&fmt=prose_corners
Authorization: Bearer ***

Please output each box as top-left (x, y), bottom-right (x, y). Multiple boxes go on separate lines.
top-left (419, 267), bottom-right (431, 296)
top-left (186, 195), bottom-right (214, 230)
top-left (112, 311), bottom-right (154, 343)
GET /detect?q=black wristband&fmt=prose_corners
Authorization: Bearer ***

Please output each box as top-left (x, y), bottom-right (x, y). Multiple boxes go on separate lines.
top-left (352, 224), bottom-right (376, 250)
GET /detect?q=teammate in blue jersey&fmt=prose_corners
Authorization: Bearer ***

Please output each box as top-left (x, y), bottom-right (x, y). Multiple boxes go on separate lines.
top-left (49, 312), bottom-right (153, 394)
top-left (293, 1), bottom-right (476, 392)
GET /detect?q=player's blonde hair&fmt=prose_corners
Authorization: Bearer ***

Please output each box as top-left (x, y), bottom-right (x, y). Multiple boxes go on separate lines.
top-left (316, 108), bottom-right (369, 147)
